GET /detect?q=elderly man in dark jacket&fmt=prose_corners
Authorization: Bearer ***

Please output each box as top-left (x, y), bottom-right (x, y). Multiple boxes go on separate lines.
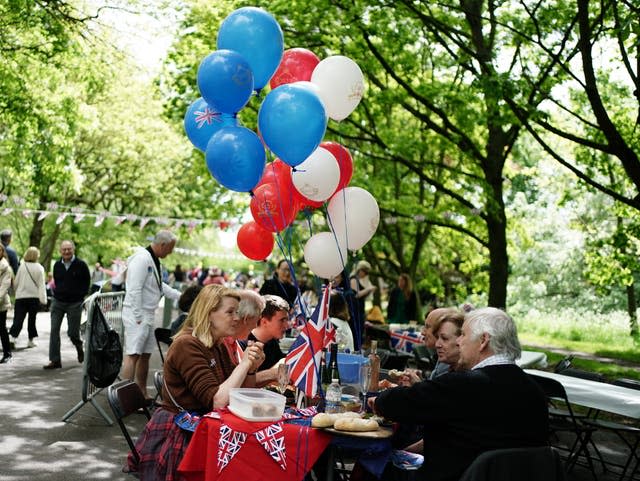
top-left (43, 240), bottom-right (90, 369)
top-left (371, 307), bottom-right (549, 481)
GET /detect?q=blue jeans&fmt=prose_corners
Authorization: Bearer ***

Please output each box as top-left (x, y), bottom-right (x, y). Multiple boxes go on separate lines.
top-left (48, 299), bottom-right (83, 363)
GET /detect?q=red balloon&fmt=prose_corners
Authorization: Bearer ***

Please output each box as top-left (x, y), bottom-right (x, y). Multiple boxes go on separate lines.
top-left (255, 159), bottom-right (293, 192)
top-left (250, 182), bottom-right (299, 232)
top-left (270, 48), bottom-right (321, 90)
top-left (321, 141), bottom-right (353, 194)
top-left (237, 221), bottom-right (275, 261)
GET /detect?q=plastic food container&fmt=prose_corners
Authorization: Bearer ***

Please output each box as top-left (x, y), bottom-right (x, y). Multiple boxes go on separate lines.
top-left (228, 388), bottom-right (286, 422)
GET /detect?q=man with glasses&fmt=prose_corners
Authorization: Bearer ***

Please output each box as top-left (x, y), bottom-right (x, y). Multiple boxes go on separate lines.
top-left (44, 240), bottom-right (91, 370)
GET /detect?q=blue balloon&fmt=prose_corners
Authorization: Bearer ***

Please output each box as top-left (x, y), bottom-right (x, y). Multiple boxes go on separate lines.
top-left (197, 50), bottom-right (254, 114)
top-left (217, 7), bottom-right (283, 91)
top-left (206, 126), bottom-right (266, 192)
top-left (183, 98), bottom-right (239, 152)
top-left (258, 83), bottom-right (327, 167)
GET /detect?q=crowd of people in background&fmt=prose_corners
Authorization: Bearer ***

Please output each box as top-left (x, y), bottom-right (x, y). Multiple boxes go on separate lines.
top-left (0, 224), bottom-right (444, 371)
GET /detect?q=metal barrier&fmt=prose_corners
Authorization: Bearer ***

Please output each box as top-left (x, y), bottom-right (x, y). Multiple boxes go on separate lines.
top-left (62, 291), bottom-right (125, 425)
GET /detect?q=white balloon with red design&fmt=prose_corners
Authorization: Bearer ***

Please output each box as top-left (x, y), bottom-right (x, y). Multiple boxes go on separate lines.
top-left (327, 187), bottom-right (379, 251)
top-left (291, 146), bottom-right (340, 202)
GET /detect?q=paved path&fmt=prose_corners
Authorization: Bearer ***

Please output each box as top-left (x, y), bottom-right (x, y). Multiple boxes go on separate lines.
top-left (1, 310), bottom-right (161, 481)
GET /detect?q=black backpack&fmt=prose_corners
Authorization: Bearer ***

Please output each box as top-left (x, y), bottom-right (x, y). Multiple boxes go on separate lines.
top-left (88, 303), bottom-right (123, 388)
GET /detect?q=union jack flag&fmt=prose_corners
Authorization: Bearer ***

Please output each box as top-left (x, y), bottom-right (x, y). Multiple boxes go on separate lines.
top-left (217, 424), bottom-right (247, 472)
top-left (285, 285), bottom-right (332, 398)
top-left (390, 329), bottom-right (424, 353)
top-left (235, 340), bottom-right (244, 364)
top-left (194, 107), bottom-right (221, 128)
top-left (254, 422), bottom-right (287, 470)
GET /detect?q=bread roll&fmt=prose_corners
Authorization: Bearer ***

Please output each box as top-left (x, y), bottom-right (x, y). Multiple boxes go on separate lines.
top-left (311, 412), bottom-right (337, 428)
top-left (333, 417), bottom-right (379, 432)
top-left (337, 411), bottom-right (361, 419)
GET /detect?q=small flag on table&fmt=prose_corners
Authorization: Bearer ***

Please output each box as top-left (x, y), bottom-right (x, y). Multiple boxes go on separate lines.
top-left (285, 285), bottom-right (333, 398)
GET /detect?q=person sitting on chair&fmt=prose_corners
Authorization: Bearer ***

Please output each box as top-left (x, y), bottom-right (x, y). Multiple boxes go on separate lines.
top-left (249, 294), bottom-right (290, 371)
top-left (129, 285), bottom-right (266, 481)
top-left (370, 307), bottom-right (549, 481)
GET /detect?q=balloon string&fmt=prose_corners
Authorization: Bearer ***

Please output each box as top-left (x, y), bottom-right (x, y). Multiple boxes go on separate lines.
top-left (325, 204), bottom-right (361, 350)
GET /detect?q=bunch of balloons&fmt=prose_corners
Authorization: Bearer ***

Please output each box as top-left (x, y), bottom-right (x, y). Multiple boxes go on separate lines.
top-left (182, 7), bottom-right (380, 268)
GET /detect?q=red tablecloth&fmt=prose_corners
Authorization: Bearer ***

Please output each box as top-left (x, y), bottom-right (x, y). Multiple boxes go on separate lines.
top-left (179, 411), bottom-right (330, 481)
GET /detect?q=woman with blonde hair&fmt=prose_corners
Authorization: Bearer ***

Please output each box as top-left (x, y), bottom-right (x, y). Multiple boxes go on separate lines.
top-left (9, 246), bottom-right (47, 349)
top-left (0, 244), bottom-right (13, 363)
top-left (129, 284), bottom-right (266, 481)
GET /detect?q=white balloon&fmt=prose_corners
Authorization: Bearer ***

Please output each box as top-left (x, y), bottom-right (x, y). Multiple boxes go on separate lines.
top-left (291, 147), bottom-right (340, 202)
top-left (311, 56), bottom-right (365, 121)
top-left (304, 232), bottom-right (348, 279)
top-left (327, 187), bottom-right (379, 251)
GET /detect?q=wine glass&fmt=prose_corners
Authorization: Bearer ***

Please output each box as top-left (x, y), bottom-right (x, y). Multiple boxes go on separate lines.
top-left (277, 363), bottom-right (290, 395)
top-left (359, 363), bottom-right (371, 412)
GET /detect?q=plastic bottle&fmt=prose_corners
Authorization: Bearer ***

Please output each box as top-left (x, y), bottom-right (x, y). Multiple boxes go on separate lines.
top-left (368, 340), bottom-right (380, 392)
top-left (325, 378), bottom-right (343, 414)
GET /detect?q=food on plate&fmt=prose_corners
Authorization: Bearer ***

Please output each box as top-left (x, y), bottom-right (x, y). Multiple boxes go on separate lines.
top-left (311, 411), bottom-right (362, 428)
top-left (333, 417), bottom-right (379, 432)
top-left (311, 412), bottom-right (336, 428)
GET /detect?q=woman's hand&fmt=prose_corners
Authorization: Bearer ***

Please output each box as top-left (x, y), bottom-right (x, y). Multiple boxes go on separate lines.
top-left (242, 341), bottom-right (265, 372)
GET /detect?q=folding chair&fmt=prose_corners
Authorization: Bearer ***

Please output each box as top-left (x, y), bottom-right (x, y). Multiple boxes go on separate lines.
top-left (107, 379), bottom-right (152, 463)
top-left (153, 370), bottom-right (164, 402)
top-left (580, 378), bottom-right (640, 480)
top-left (154, 327), bottom-right (173, 364)
top-left (459, 446), bottom-right (566, 481)
top-left (528, 373), bottom-right (599, 478)
top-left (554, 355), bottom-right (574, 373)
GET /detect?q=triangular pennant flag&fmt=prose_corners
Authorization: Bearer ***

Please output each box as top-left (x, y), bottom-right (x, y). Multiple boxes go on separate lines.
top-left (94, 212), bottom-right (108, 227)
top-left (217, 423), bottom-right (247, 473)
top-left (253, 422), bottom-right (287, 470)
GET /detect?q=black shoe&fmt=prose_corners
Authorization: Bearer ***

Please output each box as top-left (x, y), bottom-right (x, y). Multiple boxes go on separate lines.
top-left (0, 355), bottom-right (12, 364)
top-left (43, 361), bottom-right (62, 370)
top-left (76, 346), bottom-right (84, 364)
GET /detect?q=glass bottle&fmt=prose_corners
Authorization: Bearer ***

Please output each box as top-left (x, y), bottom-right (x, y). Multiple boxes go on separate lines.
top-left (328, 343), bottom-right (341, 384)
top-left (320, 348), bottom-right (331, 392)
top-left (368, 340), bottom-right (380, 392)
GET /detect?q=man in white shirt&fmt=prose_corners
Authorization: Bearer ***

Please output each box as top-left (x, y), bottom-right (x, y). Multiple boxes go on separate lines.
top-left (121, 230), bottom-right (181, 399)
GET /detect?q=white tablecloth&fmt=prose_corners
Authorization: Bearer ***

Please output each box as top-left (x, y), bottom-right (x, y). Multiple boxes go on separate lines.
top-left (525, 369), bottom-right (640, 418)
top-left (516, 351), bottom-right (548, 368)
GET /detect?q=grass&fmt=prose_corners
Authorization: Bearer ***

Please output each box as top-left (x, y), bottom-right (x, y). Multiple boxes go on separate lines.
top-left (515, 309), bottom-right (640, 381)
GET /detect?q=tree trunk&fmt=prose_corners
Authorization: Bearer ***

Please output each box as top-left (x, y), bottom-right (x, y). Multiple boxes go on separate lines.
top-left (627, 284), bottom-right (638, 336)
top-left (485, 176), bottom-right (508, 308)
